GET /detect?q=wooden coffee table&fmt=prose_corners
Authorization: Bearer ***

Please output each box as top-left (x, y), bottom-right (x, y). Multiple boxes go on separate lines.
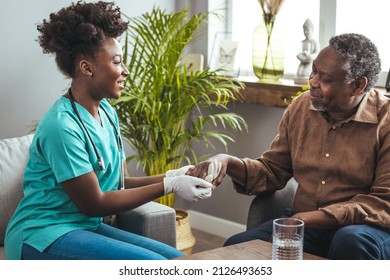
top-left (175, 239), bottom-right (324, 260)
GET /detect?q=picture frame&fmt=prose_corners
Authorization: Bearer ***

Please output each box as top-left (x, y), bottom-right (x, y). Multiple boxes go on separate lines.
top-left (180, 53), bottom-right (204, 73)
top-left (209, 32), bottom-right (240, 77)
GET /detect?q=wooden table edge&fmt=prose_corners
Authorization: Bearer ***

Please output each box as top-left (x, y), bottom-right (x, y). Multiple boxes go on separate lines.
top-left (174, 239), bottom-right (326, 260)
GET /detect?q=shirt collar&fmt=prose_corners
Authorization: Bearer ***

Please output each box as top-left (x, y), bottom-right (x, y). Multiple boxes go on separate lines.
top-left (352, 89), bottom-right (378, 124)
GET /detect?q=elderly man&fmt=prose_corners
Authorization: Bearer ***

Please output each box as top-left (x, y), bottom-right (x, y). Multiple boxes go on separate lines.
top-left (189, 33), bottom-right (390, 260)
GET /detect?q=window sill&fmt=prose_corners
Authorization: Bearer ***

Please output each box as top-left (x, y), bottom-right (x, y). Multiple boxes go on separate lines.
top-left (236, 76), bottom-right (306, 108)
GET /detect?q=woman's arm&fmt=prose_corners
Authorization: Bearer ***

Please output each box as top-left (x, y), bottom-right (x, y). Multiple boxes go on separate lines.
top-left (122, 161), bottom-right (165, 189)
top-left (124, 174), bottom-right (165, 189)
top-left (62, 171), bottom-right (165, 217)
top-left (62, 165), bottom-right (213, 217)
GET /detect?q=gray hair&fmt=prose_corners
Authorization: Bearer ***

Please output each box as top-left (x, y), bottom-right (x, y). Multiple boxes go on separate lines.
top-left (329, 33), bottom-right (381, 92)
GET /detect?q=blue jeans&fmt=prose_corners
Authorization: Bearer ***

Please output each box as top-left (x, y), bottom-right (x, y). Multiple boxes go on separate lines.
top-left (22, 223), bottom-right (184, 260)
top-left (224, 219), bottom-right (390, 260)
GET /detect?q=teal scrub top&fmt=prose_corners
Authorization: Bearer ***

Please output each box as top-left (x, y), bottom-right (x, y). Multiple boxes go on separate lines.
top-left (4, 96), bottom-right (125, 260)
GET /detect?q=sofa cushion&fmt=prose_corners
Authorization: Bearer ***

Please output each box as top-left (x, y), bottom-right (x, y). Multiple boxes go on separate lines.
top-left (0, 134), bottom-right (33, 246)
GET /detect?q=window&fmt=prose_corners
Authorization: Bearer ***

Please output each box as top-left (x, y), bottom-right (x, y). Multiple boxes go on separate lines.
top-left (223, 0), bottom-right (389, 86)
top-left (228, 0), bottom-right (319, 78)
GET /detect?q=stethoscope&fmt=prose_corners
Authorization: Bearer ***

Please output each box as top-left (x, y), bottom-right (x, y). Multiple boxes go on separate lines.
top-left (68, 88), bottom-right (125, 190)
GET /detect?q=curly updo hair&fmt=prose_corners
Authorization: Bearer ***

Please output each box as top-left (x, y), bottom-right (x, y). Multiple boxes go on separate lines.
top-left (37, 1), bottom-right (128, 78)
top-left (329, 33), bottom-right (381, 92)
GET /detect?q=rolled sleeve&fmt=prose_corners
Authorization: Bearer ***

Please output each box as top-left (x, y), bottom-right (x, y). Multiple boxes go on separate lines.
top-left (320, 187), bottom-right (390, 228)
top-left (320, 202), bottom-right (368, 225)
top-left (232, 157), bottom-right (267, 195)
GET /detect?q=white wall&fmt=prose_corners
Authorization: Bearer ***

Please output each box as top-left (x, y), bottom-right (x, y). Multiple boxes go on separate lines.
top-left (0, 0), bottom-right (175, 139)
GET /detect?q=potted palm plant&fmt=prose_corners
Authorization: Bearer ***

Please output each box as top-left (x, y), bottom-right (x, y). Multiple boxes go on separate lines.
top-left (111, 6), bottom-right (247, 206)
top-left (111, 6), bottom-right (247, 254)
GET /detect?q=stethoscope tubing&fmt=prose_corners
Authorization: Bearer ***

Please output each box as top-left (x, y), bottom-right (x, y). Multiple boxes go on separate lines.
top-left (68, 88), bottom-right (124, 190)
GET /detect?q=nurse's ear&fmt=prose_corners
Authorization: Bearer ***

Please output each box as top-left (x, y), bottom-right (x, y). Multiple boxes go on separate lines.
top-left (79, 60), bottom-right (94, 78)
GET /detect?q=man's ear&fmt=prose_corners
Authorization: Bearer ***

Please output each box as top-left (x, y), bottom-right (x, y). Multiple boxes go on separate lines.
top-left (79, 59), bottom-right (94, 77)
top-left (352, 76), bottom-right (368, 96)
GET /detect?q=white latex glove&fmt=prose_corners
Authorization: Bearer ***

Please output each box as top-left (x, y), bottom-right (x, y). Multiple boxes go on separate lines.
top-left (204, 159), bottom-right (222, 183)
top-left (163, 175), bottom-right (213, 202)
top-left (165, 165), bottom-right (195, 178)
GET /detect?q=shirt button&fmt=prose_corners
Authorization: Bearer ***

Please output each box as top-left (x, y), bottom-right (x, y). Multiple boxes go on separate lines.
top-left (325, 153), bottom-right (330, 157)
top-left (332, 125), bottom-right (337, 129)
top-left (321, 181), bottom-right (326, 185)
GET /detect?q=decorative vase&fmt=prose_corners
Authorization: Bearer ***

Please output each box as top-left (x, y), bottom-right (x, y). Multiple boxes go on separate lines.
top-left (175, 209), bottom-right (196, 255)
top-left (252, 14), bottom-right (285, 81)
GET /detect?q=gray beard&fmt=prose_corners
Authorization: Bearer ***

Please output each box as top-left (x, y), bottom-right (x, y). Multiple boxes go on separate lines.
top-left (309, 100), bottom-right (327, 112)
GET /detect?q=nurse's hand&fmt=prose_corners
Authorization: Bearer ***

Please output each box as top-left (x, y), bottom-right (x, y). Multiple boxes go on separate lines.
top-left (163, 175), bottom-right (213, 201)
top-left (165, 165), bottom-right (195, 178)
top-left (187, 154), bottom-right (230, 188)
top-left (204, 159), bottom-right (222, 183)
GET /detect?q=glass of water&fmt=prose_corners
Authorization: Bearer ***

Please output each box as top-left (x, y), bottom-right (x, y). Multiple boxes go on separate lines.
top-left (272, 218), bottom-right (304, 260)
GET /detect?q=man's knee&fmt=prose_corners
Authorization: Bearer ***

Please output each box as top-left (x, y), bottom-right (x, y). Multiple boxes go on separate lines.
top-left (328, 225), bottom-right (381, 260)
top-left (224, 232), bottom-right (252, 247)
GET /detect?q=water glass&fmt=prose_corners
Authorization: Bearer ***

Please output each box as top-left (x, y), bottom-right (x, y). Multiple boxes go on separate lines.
top-left (272, 217), bottom-right (304, 260)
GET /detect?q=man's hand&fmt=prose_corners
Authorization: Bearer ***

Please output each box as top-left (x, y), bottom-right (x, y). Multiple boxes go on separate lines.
top-left (187, 154), bottom-right (231, 187)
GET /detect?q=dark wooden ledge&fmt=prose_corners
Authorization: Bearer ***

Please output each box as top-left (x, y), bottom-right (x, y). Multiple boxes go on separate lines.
top-left (234, 76), bottom-right (306, 108)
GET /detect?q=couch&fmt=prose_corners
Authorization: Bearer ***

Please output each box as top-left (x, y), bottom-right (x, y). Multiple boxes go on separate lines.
top-left (0, 134), bottom-right (176, 260)
top-left (246, 178), bottom-right (298, 230)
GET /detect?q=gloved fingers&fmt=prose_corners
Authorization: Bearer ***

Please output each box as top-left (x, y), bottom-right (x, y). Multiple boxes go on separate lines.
top-left (197, 189), bottom-right (212, 199)
top-left (165, 165), bottom-right (195, 178)
top-left (165, 169), bottom-right (175, 178)
top-left (191, 187), bottom-right (212, 201)
top-left (205, 159), bottom-right (222, 182)
top-left (186, 161), bottom-right (210, 180)
top-left (212, 160), bottom-right (222, 181)
top-left (188, 176), bottom-right (213, 189)
top-left (204, 161), bottom-right (215, 182)
top-left (172, 175), bottom-right (213, 201)
top-left (176, 165), bottom-right (195, 176)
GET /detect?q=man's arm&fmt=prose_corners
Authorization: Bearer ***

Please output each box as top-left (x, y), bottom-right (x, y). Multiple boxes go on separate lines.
top-left (292, 210), bottom-right (339, 229)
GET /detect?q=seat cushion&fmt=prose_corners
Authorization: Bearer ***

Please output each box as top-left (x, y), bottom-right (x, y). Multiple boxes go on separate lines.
top-left (0, 134), bottom-right (33, 246)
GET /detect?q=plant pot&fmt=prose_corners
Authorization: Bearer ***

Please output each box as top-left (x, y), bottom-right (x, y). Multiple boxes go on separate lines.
top-left (175, 209), bottom-right (196, 255)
